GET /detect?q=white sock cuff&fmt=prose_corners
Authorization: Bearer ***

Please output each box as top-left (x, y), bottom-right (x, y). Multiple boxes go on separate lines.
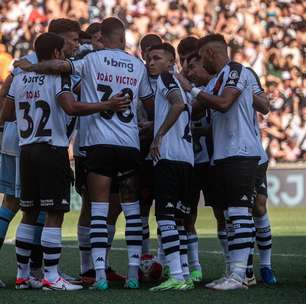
top-left (120, 201), bottom-right (140, 216)
top-left (41, 227), bottom-right (62, 246)
top-left (228, 207), bottom-right (249, 217)
top-left (254, 213), bottom-right (269, 225)
top-left (91, 202), bottom-right (109, 216)
top-left (16, 223), bottom-right (36, 242)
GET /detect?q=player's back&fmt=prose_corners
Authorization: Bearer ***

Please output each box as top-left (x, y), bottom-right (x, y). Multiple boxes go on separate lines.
top-left (9, 72), bottom-right (71, 147)
top-left (72, 49), bottom-right (153, 150)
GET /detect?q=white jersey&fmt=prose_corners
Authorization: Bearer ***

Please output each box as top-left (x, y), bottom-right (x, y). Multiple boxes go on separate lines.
top-left (207, 61), bottom-right (260, 161)
top-left (1, 52), bottom-right (38, 156)
top-left (247, 67), bottom-right (269, 165)
top-left (7, 72), bottom-right (73, 147)
top-left (154, 72), bottom-right (194, 166)
top-left (69, 48), bottom-right (153, 150)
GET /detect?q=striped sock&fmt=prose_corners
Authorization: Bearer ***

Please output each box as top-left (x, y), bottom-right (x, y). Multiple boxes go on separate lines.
top-left (246, 210), bottom-right (256, 277)
top-left (78, 225), bottom-right (92, 274)
top-left (0, 206), bottom-right (16, 248)
top-left (217, 228), bottom-right (229, 274)
top-left (90, 202), bottom-right (109, 281)
top-left (224, 211), bottom-right (232, 276)
top-left (227, 207), bottom-right (255, 280)
top-left (16, 223), bottom-right (35, 279)
top-left (254, 213), bottom-right (272, 269)
top-left (106, 224), bottom-right (115, 269)
top-left (158, 217), bottom-right (184, 281)
top-left (121, 202), bottom-right (142, 280)
top-left (142, 216), bottom-right (150, 255)
top-left (41, 227), bottom-right (62, 283)
top-left (30, 211), bottom-right (45, 270)
top-left (187, 233), bottom-right (201, 271)
top-left (177, 223), bottom-right (190, 279)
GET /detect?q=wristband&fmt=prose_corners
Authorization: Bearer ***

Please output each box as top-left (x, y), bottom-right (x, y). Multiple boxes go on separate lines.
top-left (190, 87), bottom-right (201, 99)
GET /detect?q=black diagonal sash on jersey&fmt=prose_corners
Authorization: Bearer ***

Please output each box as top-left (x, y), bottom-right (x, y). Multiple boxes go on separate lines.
top-left (205, 71), bottom-right (225, 160)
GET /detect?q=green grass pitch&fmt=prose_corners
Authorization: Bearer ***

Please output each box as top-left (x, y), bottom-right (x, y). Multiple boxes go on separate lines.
top-left (1, 207), bottom-right (306, 304)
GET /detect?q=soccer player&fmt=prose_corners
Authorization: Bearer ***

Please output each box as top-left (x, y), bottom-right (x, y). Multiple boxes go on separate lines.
top-left (7, 32), bottom-right (129, 291)
top-left (147, 43), bottom-right (194, 291)
top-left (15, 17), bottom-right (154, 290)
top-left (138, 33), bottom-right (162, 258)
top-left (245, 67), bottom-right (276, 285)
top-left (183, 52), bottom-right (214, 282)
top-left (0, 18), bottom-right (86, 284)
top-left (176, 34), bottom-right (260, 290)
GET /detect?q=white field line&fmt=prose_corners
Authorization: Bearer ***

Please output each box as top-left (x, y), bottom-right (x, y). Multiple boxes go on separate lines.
top-left (4, 239), bottom-right (306, 258)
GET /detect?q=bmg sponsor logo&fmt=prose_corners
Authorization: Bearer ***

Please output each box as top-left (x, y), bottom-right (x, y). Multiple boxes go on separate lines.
top-left (104, 57), bottom-right (134, 72)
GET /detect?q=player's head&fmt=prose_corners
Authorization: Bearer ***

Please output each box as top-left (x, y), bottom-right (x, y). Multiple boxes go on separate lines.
top-left (148, 42), bottom-right (176, 76)
top-left (48, 18), bottom-right (82, 58)
top-left (139, 33), bottom-right (162, 63)
top-left (100, 17), bottom-right (125, 50)
top-left (186, 52), bottom-right (211, 86)
top-left (177, 36), bottom-right (198, 75)
top-left (198, 33), bottom-right (228, 75)
top-left (86, 22), bottom-right (103, 50)
top-left (34, 33), bottom-right (65, 62)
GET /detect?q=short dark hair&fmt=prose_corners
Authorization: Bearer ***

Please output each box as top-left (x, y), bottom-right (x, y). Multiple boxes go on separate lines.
top-left (86, 22), bottom-right (102, 36)
top-left (100, 17), bottom-right (125, 37)
top-left (140, 33), bottom-right (162, 52)
top-left (34, 32), bottom-right (65, 61)
top-left (48, 18), bottom-right (81, 34)
top-left (149, 42), bottom-right (176, 60)
top-left (198, 33), bottom-right (227, 49)
top-left (177, 36), bottom-right (199, 56)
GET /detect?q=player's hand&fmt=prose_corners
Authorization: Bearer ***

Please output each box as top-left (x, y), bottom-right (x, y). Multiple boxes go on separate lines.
top-left (13, 59), bottom-right (33, 71)
top-left (107, 93), bottom-right (131, 112)
top-left (150, 133), bottom-right (162, 162)
top-left (175, 72), bottom-right (193, 92)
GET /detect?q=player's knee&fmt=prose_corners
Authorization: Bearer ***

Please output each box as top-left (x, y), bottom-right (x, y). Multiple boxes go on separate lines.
top-left (45, 211), bottom-right (64, 227)
top-left (2, 194), bottom-right (20, 213)
top-left (119, 176), bottom-right (139, 202)
top-left (21, 209), bottom-right (40, 225)
top-left (253, 194), bottom-right (267, 217)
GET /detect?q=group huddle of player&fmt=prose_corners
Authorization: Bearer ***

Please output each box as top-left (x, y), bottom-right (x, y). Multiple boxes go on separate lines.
top-left (0, 16), bottom-right (277, 292)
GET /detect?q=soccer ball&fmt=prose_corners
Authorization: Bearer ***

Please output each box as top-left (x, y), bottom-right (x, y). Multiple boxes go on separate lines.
top-left (139, 254), bottom-right (162, 282)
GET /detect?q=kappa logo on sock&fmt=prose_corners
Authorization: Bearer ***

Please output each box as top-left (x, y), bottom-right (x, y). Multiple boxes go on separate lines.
top-left (131, 254), bottom-right (140, 259)
top-left (241, 195), bottom-right (248, 201)
top-left (165, 202), bottom-right (174, 208)
top-left (96, 256), bottom-right (104, 262)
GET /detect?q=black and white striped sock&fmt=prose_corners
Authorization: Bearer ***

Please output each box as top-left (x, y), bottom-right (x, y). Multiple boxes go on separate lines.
top-left (227, 207), bottom-right (255, 280)
top-left (41, 227), bottom-right (62, 282)
top-left (254, 213), bottom-right (272, 269)
top-left (157, 216), bottom-right (184, 281)
top-left (187, 233), bottom-right (201, 272)
top-left (90, 202), bottom-right (109, 281)
top-left (16, 223), bottom-right (35, 279)
top-left (177, 222), bottom-right (190, 279)
top-left (121, 202), bottom-right (142, 280)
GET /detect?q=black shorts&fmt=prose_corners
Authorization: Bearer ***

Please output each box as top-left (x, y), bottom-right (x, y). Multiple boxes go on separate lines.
top-left (254, 161), bottom-right (268, 198)
top-left (20, 143), bottom-right (71, 212)
top-left (75, 155), bottom-right (121, 195)
top-left (154, 159), bottom-right (193, 218)
top-left (139, 159), bottom-right (154, 205)
top-left (214, 156), bottom-right (259, 209)
top-left (85, 145), bottom-right (141, 179)
top-left (190, 162), bottom-right (217, 214)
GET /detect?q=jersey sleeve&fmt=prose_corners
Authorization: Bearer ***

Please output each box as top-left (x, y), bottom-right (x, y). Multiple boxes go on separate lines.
top-left (224, 62), bottom-right (246, 92)
top-left (55, 74), bottom-right (74, 98)
top-left (6, 77), bottom-right (16, 102)
top-left (246, 67), bottom-right (264, 95)
top-left (139, 67), bottom-right (154, 101)
top-left (160, 72), bottom-right (180, 98)
top-left (67, 58), bottom-right (85, 77)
